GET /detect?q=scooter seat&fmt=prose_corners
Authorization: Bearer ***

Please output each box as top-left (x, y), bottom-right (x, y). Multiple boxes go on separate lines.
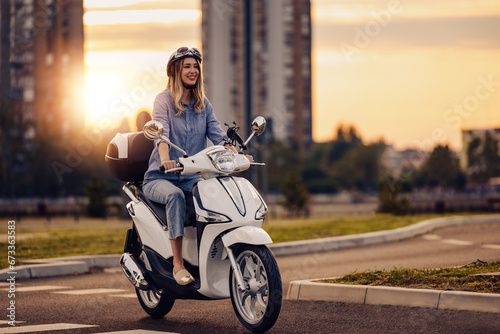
top-left (136, 187), bottom-right (197, 229)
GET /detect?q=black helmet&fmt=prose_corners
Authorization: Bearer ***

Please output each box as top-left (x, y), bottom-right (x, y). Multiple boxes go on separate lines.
top-left (166, 47), bottom-right (202, 77)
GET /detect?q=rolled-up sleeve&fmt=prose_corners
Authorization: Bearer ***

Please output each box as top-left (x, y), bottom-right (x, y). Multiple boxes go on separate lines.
top-left (205, 99), bottom-right (229, 146)
top-left (152, 92), bottom-right (171, 148)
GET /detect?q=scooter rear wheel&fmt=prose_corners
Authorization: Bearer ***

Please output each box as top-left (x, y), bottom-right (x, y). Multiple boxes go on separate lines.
top-left (229, 244), bottom-right (282, 332)
top-left (136, 288), bottom-right (175, 318)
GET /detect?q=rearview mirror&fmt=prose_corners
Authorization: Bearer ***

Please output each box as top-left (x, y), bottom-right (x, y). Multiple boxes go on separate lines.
top-left (241, 116), bottom-right (267, 149)
top-left (251, 116), bottom-right (266, 136)
top-left (143, 120), bottom-right (188, 156)
top-left (143, 120), bottom-right (164, 141)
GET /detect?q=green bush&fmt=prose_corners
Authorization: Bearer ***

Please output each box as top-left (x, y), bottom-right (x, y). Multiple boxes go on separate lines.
top-left (377, 175), bottom-right (411, 215)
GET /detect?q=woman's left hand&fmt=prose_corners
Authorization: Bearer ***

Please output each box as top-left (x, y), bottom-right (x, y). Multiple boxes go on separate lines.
top-left (224, 144), bottom-right (253, 162)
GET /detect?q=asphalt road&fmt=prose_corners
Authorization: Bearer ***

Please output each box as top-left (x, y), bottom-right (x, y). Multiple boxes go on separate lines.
top-left (2, 222), bottom-right (500, 334)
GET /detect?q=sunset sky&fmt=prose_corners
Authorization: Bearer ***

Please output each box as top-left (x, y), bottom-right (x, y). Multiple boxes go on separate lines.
top-left (83, 0), bottom-right (500, 151)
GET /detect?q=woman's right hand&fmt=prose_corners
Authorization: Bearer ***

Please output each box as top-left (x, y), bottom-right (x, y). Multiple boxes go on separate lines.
top-left (161, 159), bottom-right (178, 173)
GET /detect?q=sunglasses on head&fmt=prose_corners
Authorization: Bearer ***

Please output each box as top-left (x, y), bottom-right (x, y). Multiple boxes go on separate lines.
top-left (171, 47), bottom-right (202, 62)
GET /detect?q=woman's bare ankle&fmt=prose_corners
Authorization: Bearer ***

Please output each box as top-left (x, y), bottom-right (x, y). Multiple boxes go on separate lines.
top-left (173, 261), bottom-right (185, 274)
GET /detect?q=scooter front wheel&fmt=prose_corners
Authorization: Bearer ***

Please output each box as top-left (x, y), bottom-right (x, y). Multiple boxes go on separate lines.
top-left (229, 244), bottom-right (282, 332)
top-left (135, 288), bottom-right (175, 318)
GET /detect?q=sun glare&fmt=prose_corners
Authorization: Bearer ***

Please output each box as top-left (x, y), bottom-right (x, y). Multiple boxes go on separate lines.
top-left (85, 71), bottom-right (124, 128)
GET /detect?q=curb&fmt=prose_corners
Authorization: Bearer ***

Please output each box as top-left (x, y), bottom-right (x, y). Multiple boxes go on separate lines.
top-left (269, 214), bottom-right (500, 257)
top-left (287, 279), bottom-right (500, 314)
top-left (0, 255), bottom-right (121, 280)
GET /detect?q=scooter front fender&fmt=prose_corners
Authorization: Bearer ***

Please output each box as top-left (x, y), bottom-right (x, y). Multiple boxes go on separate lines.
top-left (221, 226), bottom-right (273, 248)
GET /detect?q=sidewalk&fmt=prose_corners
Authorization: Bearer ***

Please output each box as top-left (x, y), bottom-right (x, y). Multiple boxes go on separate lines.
top-left (1, 214), bottom-right (500, 314)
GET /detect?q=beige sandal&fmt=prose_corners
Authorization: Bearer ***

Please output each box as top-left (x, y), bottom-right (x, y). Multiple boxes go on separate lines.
top-left (173, 268), bottom-right (194, 285)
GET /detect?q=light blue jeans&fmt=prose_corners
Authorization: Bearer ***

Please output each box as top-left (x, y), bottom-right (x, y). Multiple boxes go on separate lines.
top-left (143, 173), bottom-right (202, 240)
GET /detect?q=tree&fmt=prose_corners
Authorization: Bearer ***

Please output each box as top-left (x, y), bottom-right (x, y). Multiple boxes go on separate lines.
top-left (302, 142), bottom-right (339, 194)
top-left (266, 140), bottom-right (301, 192)
top-left (327, 125), bottom-right (362, 164)
top-left (280, 172), bottom-right (309, 217)
top-left (377, 175), bottom-right (411, 215)
top-left (332, 143), bottom-right (384, 191)
top-left (418, 145), bottom-right (465, 190)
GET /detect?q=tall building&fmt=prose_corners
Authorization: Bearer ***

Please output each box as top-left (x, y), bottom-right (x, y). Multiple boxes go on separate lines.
top-left (0, 0), bottom-right (84, 140)
top-left (201, 0), bottom-right (312, 153)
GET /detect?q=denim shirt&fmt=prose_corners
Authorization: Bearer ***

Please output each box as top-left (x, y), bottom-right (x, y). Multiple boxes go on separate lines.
top-left (144, 89), bottom-right (228, 181)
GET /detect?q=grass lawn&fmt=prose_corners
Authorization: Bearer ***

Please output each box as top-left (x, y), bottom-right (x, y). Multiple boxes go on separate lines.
top-left (1, 218), bottom-right (130, 269)
top-left (317, 261), bottom-right (500, 294)
top-left (263, 214), bottom-right (444, 243)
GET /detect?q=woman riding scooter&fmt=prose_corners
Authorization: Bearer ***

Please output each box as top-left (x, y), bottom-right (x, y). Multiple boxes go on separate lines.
top-left (142, 47), bottom-right (247, 285)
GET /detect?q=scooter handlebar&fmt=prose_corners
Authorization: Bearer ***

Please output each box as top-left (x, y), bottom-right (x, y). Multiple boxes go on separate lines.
top-left (158, 160), bottom-right (263, 174)
top-left (159, 164), bottom-right (183, 173)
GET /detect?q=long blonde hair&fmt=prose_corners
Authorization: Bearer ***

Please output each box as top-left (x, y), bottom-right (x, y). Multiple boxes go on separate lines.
top-left (166, 57), bottom-right (205, 116)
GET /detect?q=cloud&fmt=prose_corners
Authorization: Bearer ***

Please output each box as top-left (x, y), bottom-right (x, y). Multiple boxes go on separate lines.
top-left (84, 9), bottom-right (200, 25)
top-left (316, 15), bottom-right (500, 51)
top-left (84, 0), bottom-right (198, 10)
top-left (85, 23), bottom-right (200, 52)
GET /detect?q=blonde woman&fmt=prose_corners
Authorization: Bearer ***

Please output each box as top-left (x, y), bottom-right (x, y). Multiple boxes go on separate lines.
top-left (143, 47), bottom-right (238, 285)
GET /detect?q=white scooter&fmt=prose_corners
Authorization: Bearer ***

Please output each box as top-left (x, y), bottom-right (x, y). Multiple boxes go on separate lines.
top-left (105, 116), bottom-right (281, 332)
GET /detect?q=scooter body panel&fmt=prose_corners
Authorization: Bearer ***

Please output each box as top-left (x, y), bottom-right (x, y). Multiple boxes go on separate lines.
top-left (194, 176), bottom-right (270, 299)
top-left (221, 225), bottom-right (272, 247)
top-left (128, 201), bottom-right (171, 260)
top-left (195, 176), bottom-right (265, 223)
top-left (128, 201), bottom-right (199, 267)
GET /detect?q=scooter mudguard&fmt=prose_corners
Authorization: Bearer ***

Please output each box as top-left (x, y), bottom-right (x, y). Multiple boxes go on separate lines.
top-left (221, 225), bottom-right (273, 247)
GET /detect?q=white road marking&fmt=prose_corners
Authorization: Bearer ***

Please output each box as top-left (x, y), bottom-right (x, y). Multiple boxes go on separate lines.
top-left (423, 234), bottom-right (497, 248)
top-left (0, 323), bottom-right (97, 333)
top-left (94, 331), bottom-right (179, 334)
top-left (422, 234), bottom-right (441, 240)
top-left (1, 285), bottom-right (71, 292)
top-left (110, 293), bottom-right (137, 298)
top-left (482, 244), bottom-right (500, 250)
top-left (0, 321), bottom-right (24, 325)
top-left (441, 239), bottom-right (474, 246)
top-left (53, 288), bottom-right (126, 295)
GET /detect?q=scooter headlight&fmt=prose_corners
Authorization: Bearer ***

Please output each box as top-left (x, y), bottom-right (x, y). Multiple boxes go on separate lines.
top-left (208, 149), bottom-right (235, 173)
top-left (198, 210), bottom-right (231, 223)
top-left (255, 197), bottom-right (268, 221)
